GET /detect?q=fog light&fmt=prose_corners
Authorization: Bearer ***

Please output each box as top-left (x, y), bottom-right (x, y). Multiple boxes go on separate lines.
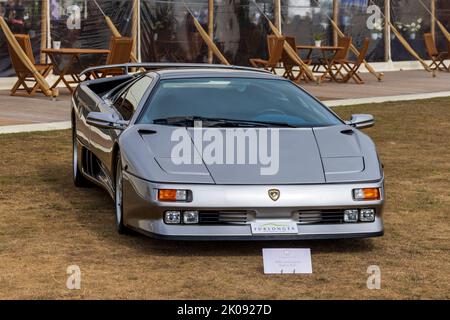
top-left (164, 211), bottom-right (181, 224)
top-left (158, 189), bottom-right (188, 202)
top-left (353, 188), bottom-right (380, 201)
top-left (344, 209), bottom-right (359, 223)
top-left (183, 211), bottom-right (199, 224)
top-left (360, 209), bottom-right (375, 222)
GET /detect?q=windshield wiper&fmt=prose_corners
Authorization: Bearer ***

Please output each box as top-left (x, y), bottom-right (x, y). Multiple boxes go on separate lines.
top-left (153, 116), bottom-right (222, 126)
top-left (236, 119), bottom-right (299, 128)
top-left (153, 116), bottom-right (298, 128)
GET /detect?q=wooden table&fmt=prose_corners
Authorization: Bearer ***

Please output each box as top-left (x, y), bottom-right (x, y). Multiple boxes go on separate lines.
top-left (296, 45), bottom-right (344, 81)
top-left (42, 48), bottom-right (110, 93)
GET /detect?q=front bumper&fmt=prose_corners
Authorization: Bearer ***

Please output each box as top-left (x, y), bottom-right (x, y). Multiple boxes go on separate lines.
top-left (122, 172), bottom-right (385, 240)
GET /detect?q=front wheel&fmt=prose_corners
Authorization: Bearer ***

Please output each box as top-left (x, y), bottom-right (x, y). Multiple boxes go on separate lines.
top-left (115, 153), bottom-right (132, 235)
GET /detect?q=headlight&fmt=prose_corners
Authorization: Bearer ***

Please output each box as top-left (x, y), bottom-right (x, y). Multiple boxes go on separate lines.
top-left (353, 188), bottom-right (380, 201)
top-left (344, 209), bottom-right (359, 223)
top-left (360, 209), bottom-right (376, 222)
top-left (164, 211), bottom-right (181, 224)
top-left (183, 211), bottom-right (199, 224)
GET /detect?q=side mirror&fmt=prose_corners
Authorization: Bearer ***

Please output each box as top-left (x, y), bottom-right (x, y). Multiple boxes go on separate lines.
top-left (346, 114), bottom-right (375, 129)
top-left (86, 112), bottom-right (128, 130)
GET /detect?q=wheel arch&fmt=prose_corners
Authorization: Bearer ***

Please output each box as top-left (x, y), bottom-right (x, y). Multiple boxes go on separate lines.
top-left (71, 108), bottom-right (76, 128)
top-left (111, 143), bottom-right (121, 188)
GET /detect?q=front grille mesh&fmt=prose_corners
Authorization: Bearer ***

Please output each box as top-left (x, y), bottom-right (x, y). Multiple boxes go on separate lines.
top-left (296, 209), bottom-right (345, 224)
top-left (197, 209), bottom-right (349, 225)
top-left (198, 211), bottom-right (252, 224)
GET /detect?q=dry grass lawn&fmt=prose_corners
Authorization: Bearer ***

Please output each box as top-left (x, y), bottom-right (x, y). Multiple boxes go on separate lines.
top-left (0, 98), bottom-right (449, 299)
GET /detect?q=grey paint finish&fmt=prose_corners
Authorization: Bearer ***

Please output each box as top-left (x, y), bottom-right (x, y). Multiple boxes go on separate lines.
top-left (313, 125), bottom-right (382, 183)
top-left (322, 157), bottom-right (364, 174)
top-left (186, 128), bottom-right (325, 184)
top-left (156, 68), bottom-right (280, 80)
top-left (122, 124), bottom-right (381, 185)
top-left (120, 125), bottom-right (216, 184)
top-left (121, 172), bottom-right (384, 239)
top-left (72, 64), bottom-right (385, 240)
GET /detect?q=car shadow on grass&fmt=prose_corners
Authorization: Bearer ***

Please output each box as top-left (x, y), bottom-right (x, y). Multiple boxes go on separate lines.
top-left (38, 163), bottom-right (377, 257)
top-left (127, 232), bottom-right (376, 257)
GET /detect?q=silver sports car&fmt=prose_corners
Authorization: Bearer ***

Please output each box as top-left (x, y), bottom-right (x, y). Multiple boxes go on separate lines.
top-left (72, 63), bottom-right (384, 240)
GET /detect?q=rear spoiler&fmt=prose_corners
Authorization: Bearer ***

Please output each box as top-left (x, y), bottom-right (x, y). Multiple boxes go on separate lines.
top-left (80, 63), bottom-right (271, 77)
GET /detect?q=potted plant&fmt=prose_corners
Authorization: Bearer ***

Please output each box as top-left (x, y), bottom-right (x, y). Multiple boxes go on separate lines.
top-left (313, 33), bottom-right (323, 47)
top-left (403, 18), bottom-right (423, 40)
top-left (52, 39), bottom-right (61, 49)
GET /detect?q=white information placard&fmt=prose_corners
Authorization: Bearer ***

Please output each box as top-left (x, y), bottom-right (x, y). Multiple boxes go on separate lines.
top-left (263, 248), bottom-right (312, 274)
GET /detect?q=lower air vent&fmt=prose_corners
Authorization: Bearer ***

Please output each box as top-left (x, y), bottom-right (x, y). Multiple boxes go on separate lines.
top-left (297, 210), bottom-right (345, 225)
top-left (198, 211), bottom-right (253, 224)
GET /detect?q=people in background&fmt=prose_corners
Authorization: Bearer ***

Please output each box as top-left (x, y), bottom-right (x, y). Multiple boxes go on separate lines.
top-left (4, 0), bottom-right (25, 33)
top-left (50, 0), bottom-right (62, 20)
top-left (0, 3), bottom-right (4, 18)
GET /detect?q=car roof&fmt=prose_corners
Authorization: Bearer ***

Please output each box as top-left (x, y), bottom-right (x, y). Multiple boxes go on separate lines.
top-left (151, 68), bottom-right (286, 80)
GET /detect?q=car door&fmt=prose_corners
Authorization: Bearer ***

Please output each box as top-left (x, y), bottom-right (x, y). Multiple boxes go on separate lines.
top-left (73, 86), bottom-right (100, 148)
top-left (89, 75), bottom-right (153, 185)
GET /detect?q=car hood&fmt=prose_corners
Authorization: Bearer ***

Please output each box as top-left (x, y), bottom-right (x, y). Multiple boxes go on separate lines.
top-left (120, 124), bottom-right (382, 184)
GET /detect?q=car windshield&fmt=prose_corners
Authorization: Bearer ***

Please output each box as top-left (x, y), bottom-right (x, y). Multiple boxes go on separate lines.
top-left (137, 78), bottom-right (342, 127)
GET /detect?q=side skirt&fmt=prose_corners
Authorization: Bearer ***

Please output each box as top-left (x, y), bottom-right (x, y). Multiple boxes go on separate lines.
top-left (78, 139), bottom-right (115, 200)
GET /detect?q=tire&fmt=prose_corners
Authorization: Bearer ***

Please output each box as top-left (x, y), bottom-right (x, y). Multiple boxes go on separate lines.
top-left (72, 124), bottom-right (91, 187)
top-left (115, 152), bottom-right (132, 235)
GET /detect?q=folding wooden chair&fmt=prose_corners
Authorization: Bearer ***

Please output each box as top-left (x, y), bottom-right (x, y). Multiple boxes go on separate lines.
top-left (93, 37), bottom-right (134, 78)
top-left (281, 36), bottom-right (312, 82)
top-left (8, 34), bottom-right (52, 96)
top-left (249, 35), bottom-right (285, 74)
top-left (315, 36), bottom-right (352, 81)
top-left (424, 33), bottom-right (449, 72)
top-left (336, 38), bottom-right (371, 84)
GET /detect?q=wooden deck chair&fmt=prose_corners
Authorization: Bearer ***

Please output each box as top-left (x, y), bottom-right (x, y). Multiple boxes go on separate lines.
top-left (315, 36), bottom-right (352, 80)
top-left (280, 36), bottom-right (312, 81)
top-left (8, 34), bottom-right (52, 96)
top-left (249, 35), bottom-right (285, 74)
top-left (94, 36), bottom-right (133, 78)
top-left (337, 38), bottom-right (371, 84)
top-left (424, 33), bottom-right (449, 72)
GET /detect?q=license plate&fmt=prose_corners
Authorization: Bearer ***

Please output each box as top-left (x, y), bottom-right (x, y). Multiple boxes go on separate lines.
top-left (251, 221), bottom-right (299, 235)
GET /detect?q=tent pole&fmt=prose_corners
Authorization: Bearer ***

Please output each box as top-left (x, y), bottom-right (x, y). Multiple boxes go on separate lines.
top-left (384, 0), bottom-right (391, 62)
top-left (137, 0), bottom-right (142, 62)
top-left (40, 0), bottom-right (49, 64)
top-left (274, 0), bottom-right (281, 33)
top-left (132, 0), bottom-right (139, 60)
top-left (208, 0), bottom-right (214, 63)
top-left (431, 0), bottom-right (436, 42)
top-left (47, 0), bottom-right (51, 51)
top-left (332, 0), bottom-right (339, 46)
